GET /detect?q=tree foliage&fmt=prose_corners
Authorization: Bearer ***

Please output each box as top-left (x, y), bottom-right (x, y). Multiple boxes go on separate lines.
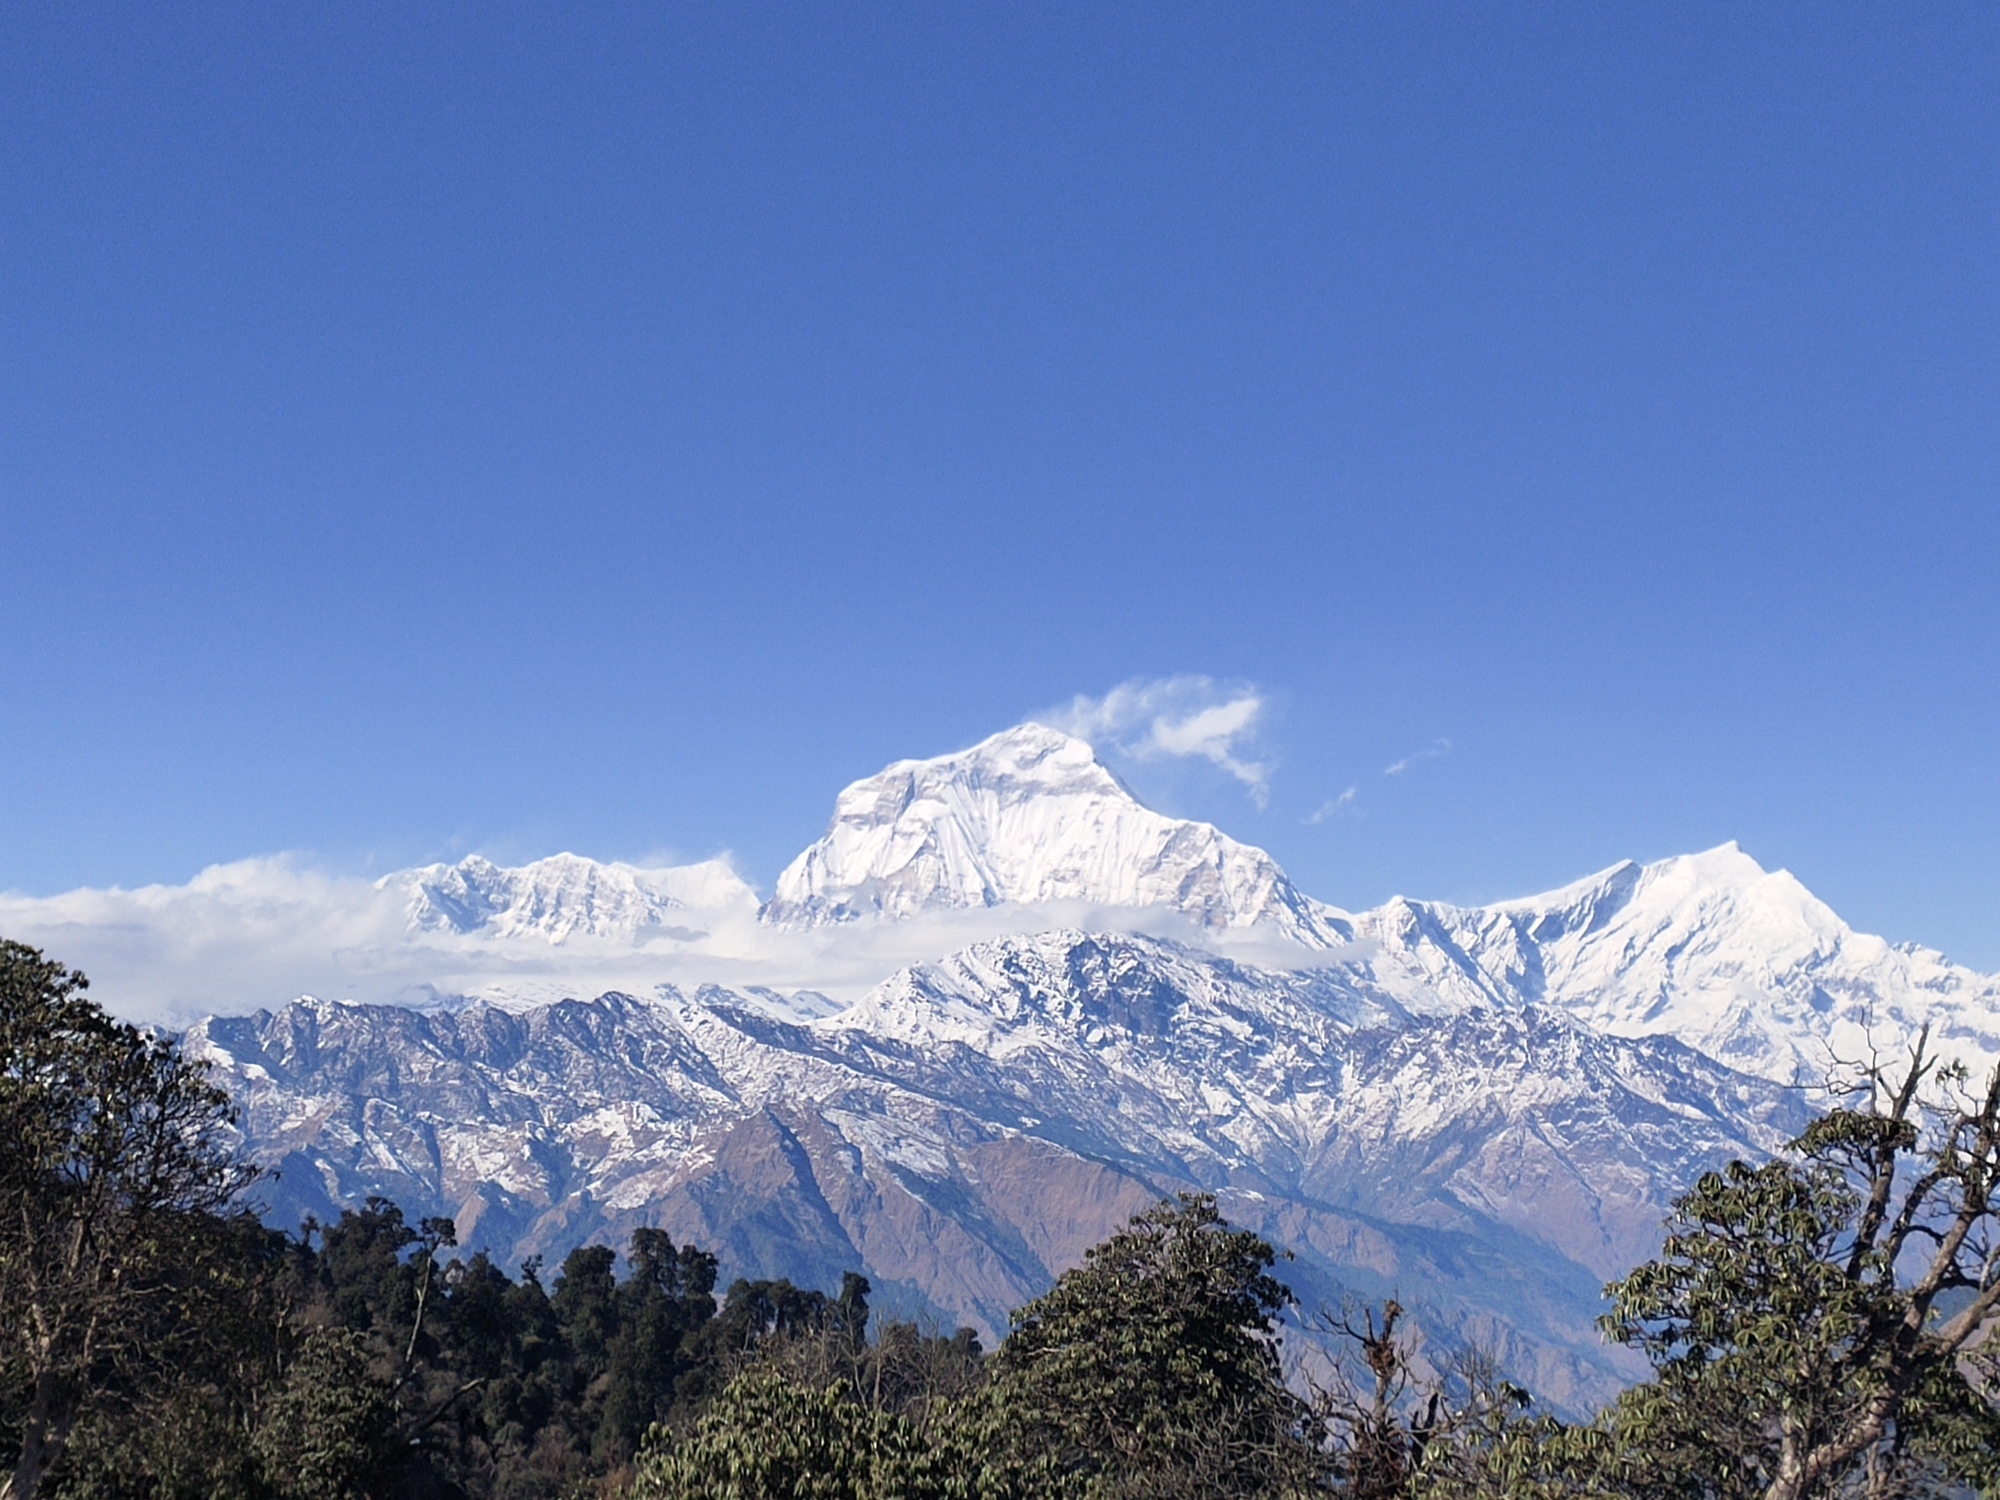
top-left (14, 937), bottom-right (2000, 1500)
top-left (0, 941), bottom-right (257, 1500)
top-left (976, 1192), bottom-right (1314, 1499)
top-left (1592, 1032), bottom-right (2000, 1500)
top-left (631, 1370), bottom-right (977, 1500)
top-left (251, 1327), bottom-right (397, 1500)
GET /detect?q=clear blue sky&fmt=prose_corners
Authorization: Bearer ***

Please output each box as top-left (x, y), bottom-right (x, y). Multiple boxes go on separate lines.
top-left (5, 5), bottom-right (1998, 965)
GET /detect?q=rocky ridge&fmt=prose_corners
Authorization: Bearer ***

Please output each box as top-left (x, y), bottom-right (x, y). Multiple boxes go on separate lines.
top-left (183, 723), bottom-right (2000, 1411)
top-left (191, 931), bottom-right (1804, 1410)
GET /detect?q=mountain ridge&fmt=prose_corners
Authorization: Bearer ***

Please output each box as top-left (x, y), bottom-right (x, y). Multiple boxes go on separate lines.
top-left (356, 727), bottom-right (2000, 1090)
top-left (395, 852), bottom-right (757, 942)
top-left (163, 722), bottom-right (2000, 1412)
top-left (190, 929), bottom-right (1806, 1409)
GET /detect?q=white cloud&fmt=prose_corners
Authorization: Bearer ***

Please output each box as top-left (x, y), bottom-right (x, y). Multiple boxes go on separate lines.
top-left (1044, 676), bottom-right (1272, 802)
top-left (0, 858), bottom-right (412, 1025)
top-left (1384, 738), bottom-right (1452, 777)
top-left (1305, 787), bottom-right (1359, 825)
top-left (0, 856), bottom-right (1343, 1028)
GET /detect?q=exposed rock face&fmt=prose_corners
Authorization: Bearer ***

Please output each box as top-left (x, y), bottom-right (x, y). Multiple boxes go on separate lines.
top-left (192, 931), bottom-right (1806, 1411)
top-left (172, 727), bottom-right (2000, 1414)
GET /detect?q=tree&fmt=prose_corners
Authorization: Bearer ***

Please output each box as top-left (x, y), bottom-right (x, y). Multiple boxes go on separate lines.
top-left (981, 1192), bottom-right (1313, 1499)
top-left (42, 1211), bottom-right (292, 1500)
top-left (1309, 1301), bottom-right (1440, 1500)
top-left (1598, 1031), bottom-right (2000, 1500)
top-left (1307, 1303), bottom-right (1588, 1500)
top-left (251, 1326), bottom-right (398, 1500)
top-left (1288, 1034), bottom-right (2000, 1500)
top-left (630, 1370), bottom-right (976, 1500)
top-left (711, 1273), bottom-right (987, 1431)
top-left (598, 1228), bottom-right (719, 1462)
top-left (284, 1201), bottom-right (511, 1498)
top-left (239, 1214), bottom-right (735, 1500)
top-left (0, 942), bottom-right (255, 1500)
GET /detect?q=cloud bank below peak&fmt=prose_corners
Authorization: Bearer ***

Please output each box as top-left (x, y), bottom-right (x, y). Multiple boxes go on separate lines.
top-left (0, 852), bottom-right (1346, 1027)
top-left (0, 699), bottom-right (1331, 1025)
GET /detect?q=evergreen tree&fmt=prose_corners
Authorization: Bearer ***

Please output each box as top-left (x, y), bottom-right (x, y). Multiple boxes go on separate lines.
top-left (599, 1229), bottom-right (719, 1463)
top-left (980, 1193), bottom-right (1313, 1499)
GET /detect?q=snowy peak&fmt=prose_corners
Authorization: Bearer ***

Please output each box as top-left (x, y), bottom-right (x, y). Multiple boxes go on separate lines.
top-left (1349, 843), bottom-right (2000, 1085)
top-left (395, 852), bottom-right (756, 943)
top-left (761, 724), bottom-right (1345, 945)
top-left (1495, 844), bottom-right (1829, 950)
top-left (1515, 844), bottom-right (2000, 1081)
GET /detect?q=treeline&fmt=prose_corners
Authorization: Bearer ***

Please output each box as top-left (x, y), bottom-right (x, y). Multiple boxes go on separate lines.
top-left (8, 938), bottom-right (2000, 1500)
top-left (0, 941), bottom-right (978, 1500)
top-left (57, 1196), bottom-right (978, 1500)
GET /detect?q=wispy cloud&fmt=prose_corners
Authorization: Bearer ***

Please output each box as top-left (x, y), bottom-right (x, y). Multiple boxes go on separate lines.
top-left (1043, 676), bottom-right (1273, 802)
top-left (1305, 787), bottom-right (1359, 825)
top-left (1307, 737), bottom-right (1452, 824)
top-left (1383, 738), bottom-right (1452, 778)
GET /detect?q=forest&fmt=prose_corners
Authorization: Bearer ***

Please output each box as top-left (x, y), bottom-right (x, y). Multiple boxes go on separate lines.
top-left (6, 937), bottom-right (2000, 1500)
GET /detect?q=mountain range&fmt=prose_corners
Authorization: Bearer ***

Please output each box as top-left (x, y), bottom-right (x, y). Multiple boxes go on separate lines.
top-left (183, 724), bottom-right (2000, 1411)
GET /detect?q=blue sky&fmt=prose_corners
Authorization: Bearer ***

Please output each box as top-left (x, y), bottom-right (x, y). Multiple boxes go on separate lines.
top-left (5, 4), bottom-right (1998, 967)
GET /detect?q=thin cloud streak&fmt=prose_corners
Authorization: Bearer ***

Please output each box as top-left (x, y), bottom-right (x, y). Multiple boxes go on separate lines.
top-left (1384, 738), bottom-right (1453, 777)
top-left (1306, 788), bottom-right (1359, 825)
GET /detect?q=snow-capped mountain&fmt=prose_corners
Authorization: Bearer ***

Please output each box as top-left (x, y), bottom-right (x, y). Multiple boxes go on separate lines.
top-left (395, 852), bottom-right (757, 943)
top-left (358, 733), bottom-right (2000, 1095)
top-left (763, 724), bottom-right (1346, 946)
top-left (191, 930), bottom-right (1804, 1410)
top-left (1341, 843), bottom-right (2000, 1087)
top-left (164, 721), bottom-right (2000, 1412)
